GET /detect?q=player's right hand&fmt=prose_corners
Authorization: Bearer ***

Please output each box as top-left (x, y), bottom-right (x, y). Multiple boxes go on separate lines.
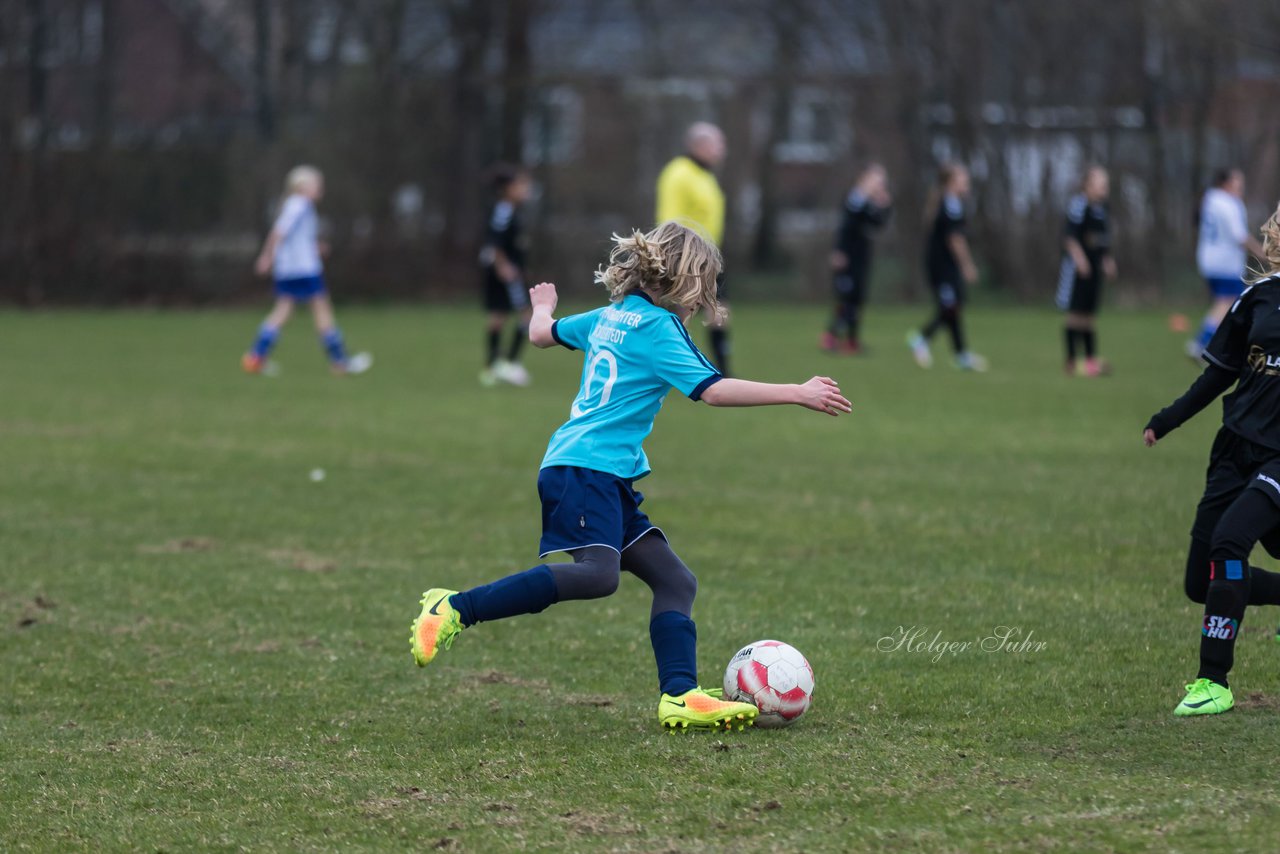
top-left (254, 254), bottom-right (272, 277)
top-left (798, 376), bottom-right (852, 417)
top-left (529, 282), bottom-right (558, 312)
top-left (1143, 428), bottom-right (1157, 447)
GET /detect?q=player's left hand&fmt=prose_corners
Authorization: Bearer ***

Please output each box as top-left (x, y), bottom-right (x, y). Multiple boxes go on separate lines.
top-left (1143, 428), bottom-right (1157, 447)
top-left (799, 376), bottom-right (852, 417)
top-left (254, 254), bottom-right (272, 277)
top-left (529, 282), bottom-right (558, 312)
top-left (1103, 257), bottom-right (1118, 279)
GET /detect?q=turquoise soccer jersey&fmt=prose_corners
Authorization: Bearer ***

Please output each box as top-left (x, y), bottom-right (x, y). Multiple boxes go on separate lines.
top-left (542, 292), bottom-right (722, 479)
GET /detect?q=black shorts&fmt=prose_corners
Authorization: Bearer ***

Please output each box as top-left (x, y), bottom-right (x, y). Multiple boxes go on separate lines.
top-left (482, 269), bottom-right (529, 313)
top-left (1056, 259), bottom-right (1101, 314)
top-left (929, 277), bottom-right (965, 311)
top-left (833, 272), bottom-right (867, 306)
top-left (1191, 427), bottom-right (1280, 556)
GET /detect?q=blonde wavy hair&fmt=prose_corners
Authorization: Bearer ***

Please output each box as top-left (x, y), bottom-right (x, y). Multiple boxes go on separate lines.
top-left (594, 221), bottom-right (724, 320)
top-left (284, 165), bottom-right (323, 197)
top-left (1247, 201), bottom-right (1280, 284)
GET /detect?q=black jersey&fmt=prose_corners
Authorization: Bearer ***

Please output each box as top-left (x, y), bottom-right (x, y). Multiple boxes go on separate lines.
top-left (1063, 193), bottom-right (1111, 278)
top-left (835, 190), bottom-right (891, 283)
top-left (483, 200), bottom-right (526, 271)
top-left (925, 194), bottom-right (965, 284)
top-left (1204, 277), bottom-right (1280, 452)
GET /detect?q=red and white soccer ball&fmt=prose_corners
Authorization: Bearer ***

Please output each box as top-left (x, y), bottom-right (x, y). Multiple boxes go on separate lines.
top-left (723, 640), bottom-right (815, 728)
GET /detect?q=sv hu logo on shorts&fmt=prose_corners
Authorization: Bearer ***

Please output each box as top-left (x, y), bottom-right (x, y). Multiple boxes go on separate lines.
top-left (1203, 615), bottom-right (1238, 640)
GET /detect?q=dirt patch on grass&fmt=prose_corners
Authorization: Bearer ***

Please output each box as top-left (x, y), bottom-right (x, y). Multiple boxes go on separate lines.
top-left (1239, 692), bottom-right (1280, 712)
top-left (478, 670), bottom-right (550, 690)
top-left (266, 549), bottom-right (337, 573)
top-left (360, 786), bottom-right (450, 818)
top-left (140, 537), bottom-right (217, 554)
top-left (558, 810), bottom-right (638, 836)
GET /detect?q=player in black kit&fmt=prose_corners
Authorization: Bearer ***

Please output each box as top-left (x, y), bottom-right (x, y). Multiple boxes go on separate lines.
top-left (907, 163), bottom-right (986, 371)
top-left (480, 163), bottom-right (534, 387)
top-left (821, 163), bottom-right (891, 355)
top-left (1145, 203), bottom-right (1280, 716)
top-left (1056, 166), bottom-right (1116, 377)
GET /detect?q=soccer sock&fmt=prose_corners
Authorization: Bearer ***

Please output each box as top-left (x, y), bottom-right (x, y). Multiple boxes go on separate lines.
top-left (250, 324), bottom-right (280, 358)
top-left (846, 304), bottom-right (861, 344)
top-left (320, 328), bottom-right (346, 363)
top-left (920, 314), bottom-right (942, 341)
top-left (1064, 328), bottom-right (1078, 363)
top-left (946, 311), bottom-right (966, 354)
top-left (1199, 318), bottom-right (1217, 349)
top-left (709, 328), bottom-right (730, 376)
top-left (1249, 567), bottom-right (1280, 605)
top-left (1198, 558), bottom-right (1249, 687)
top-left (449, 565), bottom-right (558, 628)
top-left (649, 610), bottom-right (698, 696)
top-left (1082, 329), bottom-right (1097, 360)
top-left (486, 329), bottom-right (501, 366)
top-left (506, 325), bottom-right (527, 362)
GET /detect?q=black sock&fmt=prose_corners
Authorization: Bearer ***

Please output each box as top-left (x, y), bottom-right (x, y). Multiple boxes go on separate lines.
top-left (1198, 558), bottom-right (1249, 687)
top-left (1065, 328), bottom-right (1078, 362)
top-left (1082, 329), bottom-right (1097, 359)
top-left (846, 304), bottom-right (861, 344)
top-left (920, 314), bottom-right (942, 340)
top-left (486, 329), bottom-right (501, 366)
top-left (507, 325), bottom-right (527, 362)
top-left (946, 312), bottom-right (966, 354)
top-left (709, 328), bottom-right (730, 376)
top-left (1250, 567), bottom-right (1280, 605)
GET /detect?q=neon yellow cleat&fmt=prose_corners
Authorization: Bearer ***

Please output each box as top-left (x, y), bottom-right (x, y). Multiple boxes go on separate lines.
top-left (1174, 677), bottom-right (1234, 717)
top-left (410, 588), bottom-right (463, 667)
top-left (658, 687), bottom-right (758, 733)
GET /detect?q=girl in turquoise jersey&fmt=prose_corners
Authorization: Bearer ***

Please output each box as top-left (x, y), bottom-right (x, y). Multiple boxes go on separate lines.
top-left (410, 222), bottom-right (851, 731)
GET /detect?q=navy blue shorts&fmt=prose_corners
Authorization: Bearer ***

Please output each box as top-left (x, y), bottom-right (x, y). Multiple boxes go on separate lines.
top-left (537, 466), bottom-right (662, 558)
top-left (1206, 276), bottom-right (1245, 299)
top-left (275, 274), bottom-right (327, 301)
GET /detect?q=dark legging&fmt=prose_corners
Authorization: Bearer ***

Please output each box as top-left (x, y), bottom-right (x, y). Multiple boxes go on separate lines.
top-left (548, 532), bottom-right (697, 617)
top-left (920, 304), bottom-right (965, 354)
top-left (1194, 489), bottom-right (1280, 684)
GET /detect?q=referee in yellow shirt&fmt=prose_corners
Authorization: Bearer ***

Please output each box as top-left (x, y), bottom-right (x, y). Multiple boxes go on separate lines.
top-left (656, 122), bottom-right (731, 374)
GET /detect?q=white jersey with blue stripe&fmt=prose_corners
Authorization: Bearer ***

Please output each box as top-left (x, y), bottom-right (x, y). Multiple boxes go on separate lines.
top-left (1197, 188), bottom-right (1249, 280)
top-left (542, 292), bottom-right (722, 480)
top-left (272, 194), bottom-right (323, 279)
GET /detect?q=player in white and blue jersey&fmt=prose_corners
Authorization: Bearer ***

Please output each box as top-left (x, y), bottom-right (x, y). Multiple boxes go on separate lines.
top-left (409, 221), bottom-right (851, 732)
top-left (241, 166), bottom-right (370, 376)
top-left (1189, 168), bottom-right (1265, 360)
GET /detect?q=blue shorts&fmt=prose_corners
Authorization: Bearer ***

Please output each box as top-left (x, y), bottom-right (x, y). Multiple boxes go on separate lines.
top-left (537, 466), bottom-right (662, 558)
top-left (275, 274), bottom-right (327, 301)
top-left (1206, 276), bottom-right (1245, 299)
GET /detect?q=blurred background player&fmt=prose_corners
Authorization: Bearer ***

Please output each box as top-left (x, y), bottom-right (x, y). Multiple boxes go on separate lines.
top-left (1056, 165), bottom-right (1116, 377)
top-left (907, 163), bottom-right (986, 371)
top-left (656, 122), bottom-right (731, 375)
top-left (479, 164), bottom-right (534, 387)
top-left (821, 163), bottom-right (892, 355)
top-left (1188, 167), bottom-right (1265, 360)
top-left (242, 166), bottom-right (371, 376)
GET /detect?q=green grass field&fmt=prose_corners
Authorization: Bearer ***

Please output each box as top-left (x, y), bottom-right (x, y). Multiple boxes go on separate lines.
top-left (4, 304), bottom-right (1280, 852)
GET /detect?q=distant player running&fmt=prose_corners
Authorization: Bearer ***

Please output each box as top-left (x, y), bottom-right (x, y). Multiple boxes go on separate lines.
top-left (656, 122), bottom-right (732, 375)
top-left (1188, 168), bottom-right (1264, 361)
top-left (1144, 202), bottom-right (1280, 716)
top-left (242, 166), bottom-right (371, 376)
top-left (479, 164), bottom-right (534, 387)
top-left (907, 163), bottom-right (986, 371)
top-left (1057, 166), bottom-right (1116, 376)
top-left (409, 222), bottom-right (851, 731)
top-left (821, 163), bottom-right (892, 355)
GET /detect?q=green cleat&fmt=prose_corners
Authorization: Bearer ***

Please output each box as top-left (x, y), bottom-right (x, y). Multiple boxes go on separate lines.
top-left (658, 687), bottom-right (758, 733)
top-left (409, 588), bottom-right (464, 667)
top-left (1174, 678), bottom-right (1234, 717)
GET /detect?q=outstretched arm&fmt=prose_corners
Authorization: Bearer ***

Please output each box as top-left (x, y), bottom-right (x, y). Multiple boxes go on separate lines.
top-left (701, 376), bottom-right (852, 417)
top-left (1143, 363), bottom-right (1237, 446)
top-left (528, 282), bottom-right (559, 348)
